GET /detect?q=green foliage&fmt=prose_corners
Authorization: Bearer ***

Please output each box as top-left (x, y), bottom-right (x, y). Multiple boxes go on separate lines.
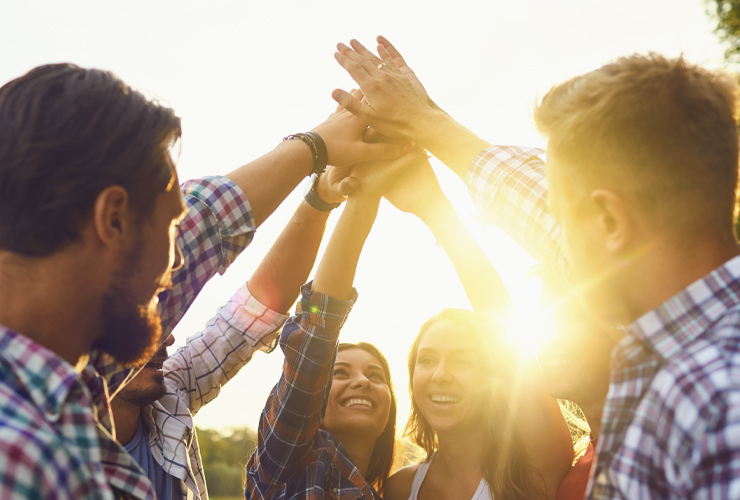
top-left (707, 0), bottom-right (740, 62)
top-left (197, 426), bottom-right (257, 498)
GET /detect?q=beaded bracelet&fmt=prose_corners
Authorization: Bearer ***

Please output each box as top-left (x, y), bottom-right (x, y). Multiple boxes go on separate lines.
top-left (283, 131), bottom-right (329, 175)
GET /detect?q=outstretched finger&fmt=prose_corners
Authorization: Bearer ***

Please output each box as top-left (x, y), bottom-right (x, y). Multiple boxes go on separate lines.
top-left (334, 51), bottom-right (374, 88)
top-left (337, 42), bottom-right (381, 79)
top-left (331, 88), bottom-right (373, 123)
top-left (334, 88), bottom-right (360, 113)
top-left (377, 45), bottom-right (403, 75)
top-left (349, 39), bottom-right (390, 74)
top-left (377, 36), bottom-right (408, 67)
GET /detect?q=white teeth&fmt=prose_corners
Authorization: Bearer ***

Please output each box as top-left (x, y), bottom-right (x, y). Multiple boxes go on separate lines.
top-left (430, 394), bottom-right (461, 403)
top-left (343, 399), bottom-right (373, 409)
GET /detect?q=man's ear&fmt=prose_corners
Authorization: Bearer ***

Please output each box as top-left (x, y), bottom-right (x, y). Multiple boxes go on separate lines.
top-left (590, 189), bottom-right (632, 254)
top-left (92, 186), bottom-right (131, 248)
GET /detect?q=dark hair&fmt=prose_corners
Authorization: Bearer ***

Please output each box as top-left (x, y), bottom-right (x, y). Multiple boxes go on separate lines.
top-left (0, 63), bottom-right (181, 256)
top-left (534, 54), bottom-right (739, 235)
top-left (405, 309), bottom-right (543, 500)
top-left (337, 342), bottom-right (397, 495)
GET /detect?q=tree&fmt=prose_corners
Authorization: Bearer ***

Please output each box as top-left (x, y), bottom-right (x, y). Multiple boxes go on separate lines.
top-left (707, 1), bottom-right (740, 62)
top-left (197, 426), bottom-right (257, 497)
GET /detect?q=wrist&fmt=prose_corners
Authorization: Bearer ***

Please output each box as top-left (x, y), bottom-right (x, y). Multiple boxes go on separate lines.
top-left (419, 198), bottom-right (458, 233)
top-left (279, 138), bottom-right (315, 176)
top-left (412, 106), bottom-right (452, 150)
top-left (345, 195), bottom-right (381, 215)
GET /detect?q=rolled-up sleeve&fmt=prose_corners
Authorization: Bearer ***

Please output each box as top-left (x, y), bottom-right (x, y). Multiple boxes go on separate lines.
top-left (246, 282), bottom-right (357, 488)
top-left (468, 145), bottom-right (568, 279)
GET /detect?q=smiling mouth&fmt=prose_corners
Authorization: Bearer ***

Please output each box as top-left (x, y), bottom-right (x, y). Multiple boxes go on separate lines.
top-left (343, 398), bottom-right (374, 409)
top-left (429, 394), bottom-right (462, 404)
top-left (542, 356), bottom-right (577, 370)
top-left (144, 361), bottom-right (164, 371)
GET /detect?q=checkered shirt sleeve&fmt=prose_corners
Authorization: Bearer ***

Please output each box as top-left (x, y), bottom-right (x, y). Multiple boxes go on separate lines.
top-left (467, 145), bottom-right (569, 278)
top-left (99, 175), bottom-right (255, 398)
top-left (245, 283), bottom-right (357, 491)
top-left (589, 255), bottom-right (740, 499)
top-left (163, 283), bottom-right (289, 415)
top-left (160, 175), bottom-right (256, 336)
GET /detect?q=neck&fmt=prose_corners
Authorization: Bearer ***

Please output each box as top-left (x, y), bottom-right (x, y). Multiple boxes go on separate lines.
top-left (622, 230), bottom-right (739, 322)
top-left (0, 249), bottom-right (107, 370)
top-left (110, 397), bottom-right (143, 445)
top-left (434, 424), bottom-right (488, 476)
top-left (331, 429), bottom-right (376, 479)
top-left (575, 393), bottom-right (606, 439)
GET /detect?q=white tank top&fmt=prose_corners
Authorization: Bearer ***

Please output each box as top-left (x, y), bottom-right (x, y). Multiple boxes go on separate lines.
top-left (407, 455), bottom-right (493, 500)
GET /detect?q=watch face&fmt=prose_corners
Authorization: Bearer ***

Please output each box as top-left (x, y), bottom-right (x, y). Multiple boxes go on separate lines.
top-left (304, 173), bottom-right (319, 196)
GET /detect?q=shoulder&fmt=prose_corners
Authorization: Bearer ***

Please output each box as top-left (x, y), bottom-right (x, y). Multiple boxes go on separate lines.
top-left (384, 462), bottom-right (422, 500)
top-left (0, 419), bottom-right (92, 498)
top-left (644, 329), bottom-right (740, 448)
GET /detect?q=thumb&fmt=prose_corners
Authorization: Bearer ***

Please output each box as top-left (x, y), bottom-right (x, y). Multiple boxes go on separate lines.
top-left (338, 176), bottom-right (360, 197)
top-left (332, 88), bottom-right (369, 121)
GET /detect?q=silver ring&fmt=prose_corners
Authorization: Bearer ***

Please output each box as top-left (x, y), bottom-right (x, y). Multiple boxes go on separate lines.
top-left (377, 63), bottom-right (386, 70)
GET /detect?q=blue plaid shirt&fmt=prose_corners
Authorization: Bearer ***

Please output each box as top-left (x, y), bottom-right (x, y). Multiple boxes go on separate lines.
top-left (0, 176), bottom-right (254, 499)
top-left (468, 145), bottom-right (740, 499)
top-left (245, 284), bottom-right (383, 500)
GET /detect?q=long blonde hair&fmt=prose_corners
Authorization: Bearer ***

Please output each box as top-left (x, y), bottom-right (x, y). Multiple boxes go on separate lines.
top-left (404, 309), bottom-right (544, 500)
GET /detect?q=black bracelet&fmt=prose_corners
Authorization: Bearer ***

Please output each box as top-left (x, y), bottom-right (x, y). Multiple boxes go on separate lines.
top-left (283, 132), bottom-right (328, 175)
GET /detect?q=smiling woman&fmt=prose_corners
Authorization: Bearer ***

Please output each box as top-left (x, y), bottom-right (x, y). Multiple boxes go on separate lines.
top-left (324, 342), bottom-right (398, 490)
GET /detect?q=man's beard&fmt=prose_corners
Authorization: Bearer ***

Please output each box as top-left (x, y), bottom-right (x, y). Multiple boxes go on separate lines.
top-left (115, 346), bottom-right (169, 407)
top-left (92, 241), bottom-right (162, 368)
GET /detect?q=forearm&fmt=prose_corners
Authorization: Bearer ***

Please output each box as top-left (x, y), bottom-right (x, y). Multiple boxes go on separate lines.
top-left (226, 140), bottom-right (314, 227)
top-left (248, 201), bottom-right (331, 313)
top-left (312, 197), bottom-right (380, 301)
top-left (414, 110), bottom-right (491, 181)
top-left (419, 200), bottom-right (512, 315)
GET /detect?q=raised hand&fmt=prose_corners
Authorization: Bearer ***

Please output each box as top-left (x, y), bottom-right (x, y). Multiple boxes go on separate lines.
top-left (332, 38), bottom-right (440, 144)
top-left (312, 88), bottom-right (402, 168)
top-left (376, 36), bottom-right (427, 95)
top-left (383, 156), bottom-right (446, 220)
top-left (348, 147), bottom-right (429, 201)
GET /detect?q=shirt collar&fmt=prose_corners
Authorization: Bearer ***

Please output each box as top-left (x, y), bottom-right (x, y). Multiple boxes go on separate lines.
top-left (0, 326), bottom-right (86, 419)
top-left (627, 254), bottom-right (740, 360)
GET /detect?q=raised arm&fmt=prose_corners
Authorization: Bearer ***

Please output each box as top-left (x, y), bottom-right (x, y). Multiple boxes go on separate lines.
top-left (246, 149), bottom-right (425, 490)
top-left (163, 172), bottom-right (347, 413)
top-left (334, 38), bottom-right (569, 280)
top-left (384, 159), bottom-right (511, 315)
top-left (385, 161), bottom-right (573, 497)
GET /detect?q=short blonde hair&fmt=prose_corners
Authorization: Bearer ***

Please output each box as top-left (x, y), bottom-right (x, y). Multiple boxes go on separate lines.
top-left (535, 54), bottom-right (739, 233)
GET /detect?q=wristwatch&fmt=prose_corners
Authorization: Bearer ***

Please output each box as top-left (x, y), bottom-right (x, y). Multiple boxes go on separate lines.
top-left (304, 173), bottom-right (342, 212)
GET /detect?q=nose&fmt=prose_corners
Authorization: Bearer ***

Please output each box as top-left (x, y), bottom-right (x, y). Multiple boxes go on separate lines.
top-left (171, 243), bottom-right (184, 272)
top-left (431, 361), bottom-right (453, 384)
top-left (164, 333), bottom-right (175, 347)
top-left (350, 373), bottom-right (371, 389)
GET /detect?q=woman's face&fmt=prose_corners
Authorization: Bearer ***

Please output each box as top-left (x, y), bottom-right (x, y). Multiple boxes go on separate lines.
top-left (322, 348), bottom-right (392, 442)
top-left (413, 319), bottom-right (490, 434)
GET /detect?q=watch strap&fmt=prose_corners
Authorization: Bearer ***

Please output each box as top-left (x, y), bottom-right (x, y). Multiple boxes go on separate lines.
top-left (304, 175), bottom-right (341, 212)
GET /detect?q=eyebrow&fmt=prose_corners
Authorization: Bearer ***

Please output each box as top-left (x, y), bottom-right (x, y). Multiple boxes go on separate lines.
top-left (334, 362), bottom-right (384, 371)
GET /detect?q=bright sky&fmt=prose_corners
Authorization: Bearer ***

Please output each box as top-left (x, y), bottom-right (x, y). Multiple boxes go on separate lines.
top-left (0, 0), bottom-right (728, 431)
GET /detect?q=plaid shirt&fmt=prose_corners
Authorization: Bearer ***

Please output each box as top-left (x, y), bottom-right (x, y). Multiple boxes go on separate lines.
top-left (468, 145), bottom-right (740, 499)
top-left (245, 284), bottom-right (382, 500)
top-left (146, 284), bottom-right (287, 500)
top-left (0, 176), bottom-right (254, 499)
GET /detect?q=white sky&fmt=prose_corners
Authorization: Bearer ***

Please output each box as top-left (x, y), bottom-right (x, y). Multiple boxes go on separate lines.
top-left (0, 0), bottom-right (729, 431)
